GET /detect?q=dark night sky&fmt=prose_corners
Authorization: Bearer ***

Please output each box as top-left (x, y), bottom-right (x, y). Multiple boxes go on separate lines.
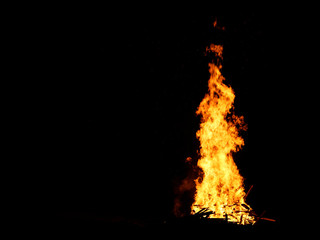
top-left (30, 11), bottom-right (296, 229)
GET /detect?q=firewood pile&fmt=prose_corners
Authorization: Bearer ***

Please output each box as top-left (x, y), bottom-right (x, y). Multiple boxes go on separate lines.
top-left (192, 204), bottom-right (275, 225)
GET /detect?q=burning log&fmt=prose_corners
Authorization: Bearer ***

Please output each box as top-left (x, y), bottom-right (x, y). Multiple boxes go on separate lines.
top-left (193, 208), bottom-right (214, 218)
top-left (259, 217), bottom-right (276, 222)
top-left (255, 210), bottom-right (276, 223)
top-left (244, 185), bottom-right (253, 201)
top-left (256, 210), bottom-right (266, 221)
top-left (241, 203), bottom-right (250, 210)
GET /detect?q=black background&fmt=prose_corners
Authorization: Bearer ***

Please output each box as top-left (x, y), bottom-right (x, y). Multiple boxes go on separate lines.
top-left (27, 10), bottom-right (299, 232)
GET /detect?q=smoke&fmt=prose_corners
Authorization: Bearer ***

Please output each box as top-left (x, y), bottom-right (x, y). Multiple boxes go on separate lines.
top-left (173, 176), bottom-right (194, 217)
top-left (173, 157), bottom-right (199, 217)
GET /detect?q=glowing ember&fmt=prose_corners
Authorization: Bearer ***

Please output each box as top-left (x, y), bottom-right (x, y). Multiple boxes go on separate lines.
top-left (191, 43), bottom-right (255, 225)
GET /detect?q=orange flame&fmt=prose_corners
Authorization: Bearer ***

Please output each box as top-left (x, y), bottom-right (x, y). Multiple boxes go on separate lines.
top-left (191, 43), bottom-right (255, 225)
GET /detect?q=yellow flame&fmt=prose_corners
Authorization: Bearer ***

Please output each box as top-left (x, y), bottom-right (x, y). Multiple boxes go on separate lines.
top-left (191, 44), bottom-right (255, 225)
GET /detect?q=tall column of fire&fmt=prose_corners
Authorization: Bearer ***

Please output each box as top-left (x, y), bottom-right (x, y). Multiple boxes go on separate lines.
top-left (191, 43), bottom-right (255, 225)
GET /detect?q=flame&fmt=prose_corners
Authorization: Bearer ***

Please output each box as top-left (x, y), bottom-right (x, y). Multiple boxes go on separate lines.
top-left (191, 43), bottom-right (255, 225)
